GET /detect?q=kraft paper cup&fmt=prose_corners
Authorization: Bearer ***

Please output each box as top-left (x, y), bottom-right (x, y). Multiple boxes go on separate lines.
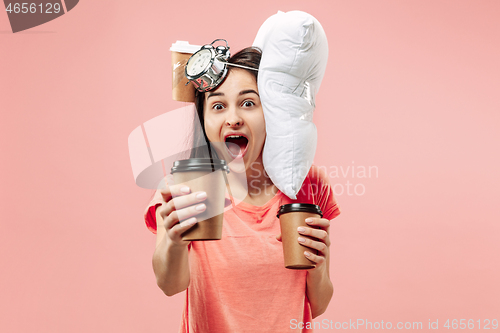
top-left (171, 158), bottom-right (229, 241)
top-left (170, 41), bottom-right (201, 103)
top-left (277, 203), bottom-right (323, 269)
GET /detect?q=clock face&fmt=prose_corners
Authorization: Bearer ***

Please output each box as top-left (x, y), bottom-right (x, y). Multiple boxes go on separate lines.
top-left (186, 49), bottom-right (212, 77)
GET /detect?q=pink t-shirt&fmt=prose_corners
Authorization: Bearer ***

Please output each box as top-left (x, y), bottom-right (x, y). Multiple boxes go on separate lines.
top-left (144, 165), bottom-right (341, 332)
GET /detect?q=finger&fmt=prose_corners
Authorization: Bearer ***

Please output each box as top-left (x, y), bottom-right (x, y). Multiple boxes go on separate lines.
top-left (160, 184), bottom-right (191, 202)
top-left (168, 217), bottom-right (198, 240)
top-left (297, 226), bottom-right (330, 247)
top-left (157, 202), bottom-right (172, 221)
top-left (157, 190), bottom-right (206, 222)
top-left (159, 187), bottom-right (172, 203)
top-left (304, 250), bottom-right (326, 265)
top-left (170, 191), bottom-right (207, 211)
top-left (305, 217), bottom-right (330, 229)
top-left (297, 236), bottom-right (328, 255)
top-left (164, 203), bottom-right (207, 229)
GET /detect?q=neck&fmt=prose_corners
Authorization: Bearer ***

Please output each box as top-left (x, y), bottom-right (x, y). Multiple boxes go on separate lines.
top-left (245, 155), bottom-right (276, 198)
top-left (226, 154), bottom-right (278, 203)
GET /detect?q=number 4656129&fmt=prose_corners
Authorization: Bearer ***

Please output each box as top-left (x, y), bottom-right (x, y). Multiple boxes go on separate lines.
top-left (444, 319), bottom-right (498, 330)
top-left (5, 3), bottom-right (62, 14)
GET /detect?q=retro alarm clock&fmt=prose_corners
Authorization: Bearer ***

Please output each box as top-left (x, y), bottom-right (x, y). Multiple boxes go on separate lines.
top-left (185, 39), bottom-right (231, 92)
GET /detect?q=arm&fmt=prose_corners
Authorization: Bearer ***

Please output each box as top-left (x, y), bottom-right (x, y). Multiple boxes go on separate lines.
top-left (302, 165), bottom-right (341, 316)
top-left (153, 207), bottom-right (192, 296)
top-left (151, 185), bottom-right (207, 296)
top-left (306, 266), bottom-right (333, 318)
top-left (298, 217), bottom-right (334, 318)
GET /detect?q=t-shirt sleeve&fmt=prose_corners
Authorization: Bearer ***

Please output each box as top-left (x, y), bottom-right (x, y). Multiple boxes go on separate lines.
top-left (144, 190), bottom-right (162, 234)
top-left (310, 165), bottom-right (341, 221)
top-left (144, 175), bottom-right (174, 234)
top-left (144, 189), bottom-right (163, 234)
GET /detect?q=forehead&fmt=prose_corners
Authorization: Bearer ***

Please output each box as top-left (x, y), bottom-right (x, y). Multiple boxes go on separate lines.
top-left (209, 69), bottom-right (258, 96)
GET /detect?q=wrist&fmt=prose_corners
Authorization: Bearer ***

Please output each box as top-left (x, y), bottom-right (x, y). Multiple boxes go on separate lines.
top-left (154, 236), bottom-right (187, 266)
top-left (165, 237), bottom-right (190, 253)
top-left (307, 263), bottom-right (328, 281)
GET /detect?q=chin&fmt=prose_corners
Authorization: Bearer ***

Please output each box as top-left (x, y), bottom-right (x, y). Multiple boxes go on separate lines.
top-left (227, 157), bottom-right (248, 174)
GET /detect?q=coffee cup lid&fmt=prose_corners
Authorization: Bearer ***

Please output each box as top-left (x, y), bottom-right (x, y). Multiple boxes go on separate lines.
top-left (276, 203), bottom-right (323, 218)
top-left (171, 158), bottom-right (230, 174)
top-left (170, 41), bottom-right (201, 54)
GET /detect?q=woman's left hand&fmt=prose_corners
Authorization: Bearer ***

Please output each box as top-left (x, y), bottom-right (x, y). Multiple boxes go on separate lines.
top-left (276, 217), bottom-right (331, 270)
top-left (297, 217), bottom-right (331, 270)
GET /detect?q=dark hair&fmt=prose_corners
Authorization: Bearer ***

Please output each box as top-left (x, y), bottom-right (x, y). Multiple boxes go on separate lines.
top-left (189, 46), bottom-right (262, 159)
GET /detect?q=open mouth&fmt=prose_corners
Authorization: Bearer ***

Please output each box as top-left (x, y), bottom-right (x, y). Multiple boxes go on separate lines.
top-left (224, 135), bottom-right (249, 158)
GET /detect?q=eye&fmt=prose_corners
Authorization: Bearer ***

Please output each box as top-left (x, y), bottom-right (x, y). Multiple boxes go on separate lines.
top-left (212, 103), bottom-right (225, 111)
top-left (242, 100), bottom-right (255, 108)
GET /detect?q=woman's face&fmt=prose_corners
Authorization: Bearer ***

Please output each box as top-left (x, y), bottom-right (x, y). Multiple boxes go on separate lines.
top-left (203, 69), bottom-right (266, 173)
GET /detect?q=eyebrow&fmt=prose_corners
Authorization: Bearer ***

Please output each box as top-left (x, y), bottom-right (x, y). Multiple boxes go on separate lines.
top-left (239, 89), bottom-right (259, 97)
top-left (207, 92), bottom-right (224, 100)
top-left (206, 89), bottom-right (259, 100)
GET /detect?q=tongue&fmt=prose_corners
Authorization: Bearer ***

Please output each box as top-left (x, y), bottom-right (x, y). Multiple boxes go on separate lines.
top-left (228, 144), bottom-right (241, 155)
top-left (226, 137), bottom-right (248, 156)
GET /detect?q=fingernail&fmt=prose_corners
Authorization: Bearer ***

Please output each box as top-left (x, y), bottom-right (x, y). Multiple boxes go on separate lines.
top-left (187, 217), bottom-right (197, 225)
top-left (298, 237), bottom-right (306, 243)
top-left (297, 227), bottom-right (306, 233)
top-left (196, 192), bottom-right (207, 199)
top-left (195, 204), bottom-right (206, 211)
top-left (304, 251), bottom-right (311, 257)
top-left (180, 186), bottom-right (190, 194)
top-left (305, 218), bottom-right (313, 223)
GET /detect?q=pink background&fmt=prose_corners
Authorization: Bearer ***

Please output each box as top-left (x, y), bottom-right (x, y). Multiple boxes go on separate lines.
top-left (1, 0), bottom-right (499, 332)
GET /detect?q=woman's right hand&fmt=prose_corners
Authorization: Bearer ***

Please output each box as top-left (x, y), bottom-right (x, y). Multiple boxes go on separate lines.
top-left (156, 184), bottom-right (207, 247)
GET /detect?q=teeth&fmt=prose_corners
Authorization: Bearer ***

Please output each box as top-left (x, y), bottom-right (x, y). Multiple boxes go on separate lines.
top-left (226, 135), bottom-right (244, 139)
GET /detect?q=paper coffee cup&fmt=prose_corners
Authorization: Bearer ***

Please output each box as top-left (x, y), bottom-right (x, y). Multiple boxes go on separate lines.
top-left (170, 41), bottom-right (201, 103)
top-left (171, 158), bottom-right (229, 241)
top-left (277, 203), bottom-right (323, 269)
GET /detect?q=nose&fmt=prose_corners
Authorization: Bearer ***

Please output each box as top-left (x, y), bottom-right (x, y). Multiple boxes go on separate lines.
top-left (225, 108), bottom-right (243, 127)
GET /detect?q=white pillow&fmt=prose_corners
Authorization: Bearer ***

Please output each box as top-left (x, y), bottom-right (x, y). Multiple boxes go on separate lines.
top-left (253, 10), bottom-right (329, 199)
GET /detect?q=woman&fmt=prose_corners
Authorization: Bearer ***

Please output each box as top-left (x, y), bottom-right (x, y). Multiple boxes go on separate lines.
top-left (144, 47), bottom-right (341, 332)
